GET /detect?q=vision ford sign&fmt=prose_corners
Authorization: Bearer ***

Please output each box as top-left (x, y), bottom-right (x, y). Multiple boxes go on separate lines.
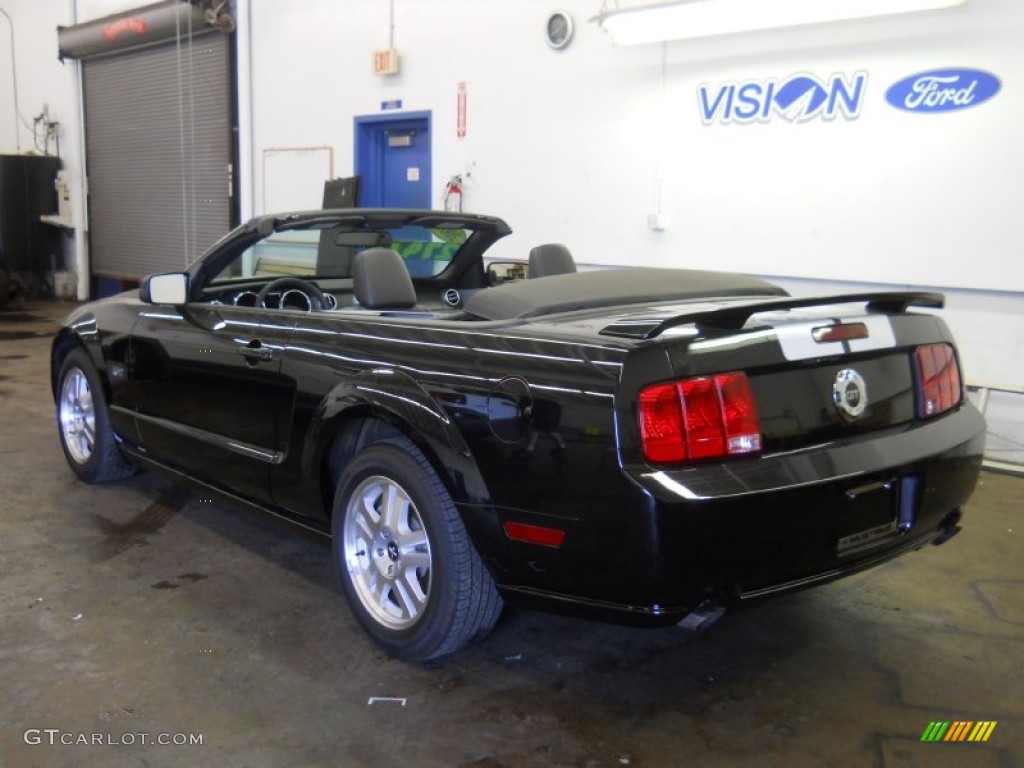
top-left (699, 72), bottom-right (867, 125)
top-left (885, 69), bottom-right (1001, 113)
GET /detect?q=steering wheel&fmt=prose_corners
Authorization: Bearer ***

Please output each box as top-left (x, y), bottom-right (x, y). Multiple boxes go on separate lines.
top-left (255, 277), bottom-right (326, 311)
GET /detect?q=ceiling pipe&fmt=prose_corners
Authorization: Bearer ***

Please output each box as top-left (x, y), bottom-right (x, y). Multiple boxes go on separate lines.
top-left (0, 7), bottom-right (21, 151)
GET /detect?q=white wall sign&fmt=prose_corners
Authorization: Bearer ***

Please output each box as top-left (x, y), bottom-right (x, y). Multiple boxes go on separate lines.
top-left (698, 72), bottom-right (868, 125)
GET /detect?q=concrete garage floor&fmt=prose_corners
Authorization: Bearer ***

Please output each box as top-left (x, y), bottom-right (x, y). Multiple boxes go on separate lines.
top-left (1, 298), bottom-right (1021, 768)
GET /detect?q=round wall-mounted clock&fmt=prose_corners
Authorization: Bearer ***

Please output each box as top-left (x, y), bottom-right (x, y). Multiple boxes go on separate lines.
top-left (545, 10), bottom-right (574, 50)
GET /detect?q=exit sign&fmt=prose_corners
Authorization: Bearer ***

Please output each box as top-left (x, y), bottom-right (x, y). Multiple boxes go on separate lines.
top-left (373, 48), bottom-right (399, 76)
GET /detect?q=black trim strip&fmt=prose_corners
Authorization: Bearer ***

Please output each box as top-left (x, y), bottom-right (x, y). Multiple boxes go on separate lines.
top-left (133, 410), bottom-right (284, 464)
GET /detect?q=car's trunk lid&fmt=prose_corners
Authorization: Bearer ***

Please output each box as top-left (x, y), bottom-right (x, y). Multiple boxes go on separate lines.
top-left (611, 293), bottom-right (958, 456)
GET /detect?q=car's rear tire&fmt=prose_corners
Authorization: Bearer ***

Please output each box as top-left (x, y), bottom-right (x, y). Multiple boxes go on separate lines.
top-left (56, 348), bottom-right (135, 483)
top-left (332, 435), bottom-right (502, 661)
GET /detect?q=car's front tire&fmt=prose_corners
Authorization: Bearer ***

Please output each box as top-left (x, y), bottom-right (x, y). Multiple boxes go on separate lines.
top-left (56, 348), bottom-right (135, 483)
top-left (332, 435), bottom-right (502, 661)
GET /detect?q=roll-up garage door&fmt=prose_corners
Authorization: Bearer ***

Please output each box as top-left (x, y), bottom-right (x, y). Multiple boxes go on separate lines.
top-left (60, 3), bottom-right (235, 280)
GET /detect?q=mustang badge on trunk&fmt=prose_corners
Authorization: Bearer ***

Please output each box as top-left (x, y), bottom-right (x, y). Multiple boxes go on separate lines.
top-left (833, 368), bottom-right (868, 420)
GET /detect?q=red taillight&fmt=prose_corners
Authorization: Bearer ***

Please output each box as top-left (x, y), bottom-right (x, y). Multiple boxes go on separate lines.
top-left (680, 377), bottom-right (725, 459)
top-left (638, 382), bottom-right (686, 463)
top-left (915, 343), bottom-right (962, 418)
top-left (638, 372), bottom-right (762, 464)
top-left (716, 373), bottom-right (762, 455)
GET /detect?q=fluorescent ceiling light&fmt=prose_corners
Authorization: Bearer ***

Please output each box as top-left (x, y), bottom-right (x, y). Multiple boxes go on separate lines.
top-left (594, 0), bottom-right (967, 46)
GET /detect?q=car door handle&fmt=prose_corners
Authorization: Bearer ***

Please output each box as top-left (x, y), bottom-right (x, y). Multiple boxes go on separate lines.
top-left (238, 340), bottom-right (276, 363)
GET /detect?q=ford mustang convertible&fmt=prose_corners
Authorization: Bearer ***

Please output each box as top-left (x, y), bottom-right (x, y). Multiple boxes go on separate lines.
top-left (52, 209), bottom-right (986, 660)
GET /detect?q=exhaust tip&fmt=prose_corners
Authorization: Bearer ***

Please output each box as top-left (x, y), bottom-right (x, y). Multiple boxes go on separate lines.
top-left (932, 508), bottom-right (963, 546)
top-left (678, 599), bottom-right (726, 632)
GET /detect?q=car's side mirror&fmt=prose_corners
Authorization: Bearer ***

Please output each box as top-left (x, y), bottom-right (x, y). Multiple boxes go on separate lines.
top-left (486, 260), bottom-right (528, 286)
top-left (140, 272), bottom-right (189, 305)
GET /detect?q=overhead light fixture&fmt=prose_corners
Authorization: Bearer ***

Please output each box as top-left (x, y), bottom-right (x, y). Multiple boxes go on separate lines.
top-left (593, 0), bottom-right (967, 46)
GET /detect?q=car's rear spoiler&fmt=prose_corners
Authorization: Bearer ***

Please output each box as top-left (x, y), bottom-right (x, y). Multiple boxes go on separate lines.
top-left (600, 291), bottom-right (945, 340)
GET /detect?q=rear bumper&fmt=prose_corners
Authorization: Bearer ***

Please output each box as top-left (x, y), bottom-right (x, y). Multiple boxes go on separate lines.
top-left (492, 404), bottom-right (986, 624)
top-left (735, 510), bottom-right (960, 601)
top-left (630, 402), bottom-right (987, 502)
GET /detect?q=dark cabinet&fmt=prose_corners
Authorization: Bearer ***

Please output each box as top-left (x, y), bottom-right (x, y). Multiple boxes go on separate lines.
top-left (0, 154), bottom-right (61, 306)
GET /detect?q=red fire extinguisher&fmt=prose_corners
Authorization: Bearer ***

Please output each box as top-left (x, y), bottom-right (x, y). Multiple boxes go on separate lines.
top-left (444, 175), bottom-right (463, 212)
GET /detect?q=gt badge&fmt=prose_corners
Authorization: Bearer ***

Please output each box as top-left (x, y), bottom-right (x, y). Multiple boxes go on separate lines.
top-left (833, 369), bottom-right (867, 420)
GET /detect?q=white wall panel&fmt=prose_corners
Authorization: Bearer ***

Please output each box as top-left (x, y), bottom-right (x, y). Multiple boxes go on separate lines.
top-left (1, 0), bottom-right (1020, 409)
top-left (243, 0), bottom-right (1022, 391)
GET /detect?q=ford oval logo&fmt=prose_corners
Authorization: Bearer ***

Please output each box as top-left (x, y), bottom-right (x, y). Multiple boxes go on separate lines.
top-left (886, 68), bottom-right (1000, 113)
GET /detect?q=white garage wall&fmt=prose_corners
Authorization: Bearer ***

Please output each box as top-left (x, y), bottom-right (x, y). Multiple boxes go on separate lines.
top-left (242, 0), bottom-right (1022, 397)
top-left (658, 7), bottom-right (1021, 294)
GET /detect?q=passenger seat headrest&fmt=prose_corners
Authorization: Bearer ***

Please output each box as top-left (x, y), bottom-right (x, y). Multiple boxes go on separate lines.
top-left (528, 243), bottom-right (577, 278)
top-left (352, 248), bottom-right (418, 310)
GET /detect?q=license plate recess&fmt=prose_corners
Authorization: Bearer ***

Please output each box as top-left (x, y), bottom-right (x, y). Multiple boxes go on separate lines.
top-left (836, 475), bottom-right (921, 556)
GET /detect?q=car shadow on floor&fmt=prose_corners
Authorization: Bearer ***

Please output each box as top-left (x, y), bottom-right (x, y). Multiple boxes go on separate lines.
top-left (137, 471), bottom-right (820, 714)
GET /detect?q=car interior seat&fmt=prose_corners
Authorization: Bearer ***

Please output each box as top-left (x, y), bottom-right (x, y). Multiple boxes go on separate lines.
top-left (528, 243), bottom-right (577, 278)
top-left (352, 248), bottom-right (418, 309)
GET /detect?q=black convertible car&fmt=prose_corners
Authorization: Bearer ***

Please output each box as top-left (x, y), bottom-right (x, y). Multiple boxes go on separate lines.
top-left (52, 209), bottom-right (986, 660)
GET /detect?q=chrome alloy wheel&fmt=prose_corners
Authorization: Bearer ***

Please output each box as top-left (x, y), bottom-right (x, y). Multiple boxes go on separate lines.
top-left (342, 475), bottom-right (433, 630)
top-left (59, 366), bottom-right (96, 465)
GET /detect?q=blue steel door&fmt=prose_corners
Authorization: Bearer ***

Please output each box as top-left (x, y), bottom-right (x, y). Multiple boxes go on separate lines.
top-left (355, 113), bottom-right (431, 209)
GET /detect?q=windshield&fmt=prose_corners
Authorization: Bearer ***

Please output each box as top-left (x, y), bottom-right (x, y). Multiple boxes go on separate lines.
top-left (209, 222), bottom-right (468, 285)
